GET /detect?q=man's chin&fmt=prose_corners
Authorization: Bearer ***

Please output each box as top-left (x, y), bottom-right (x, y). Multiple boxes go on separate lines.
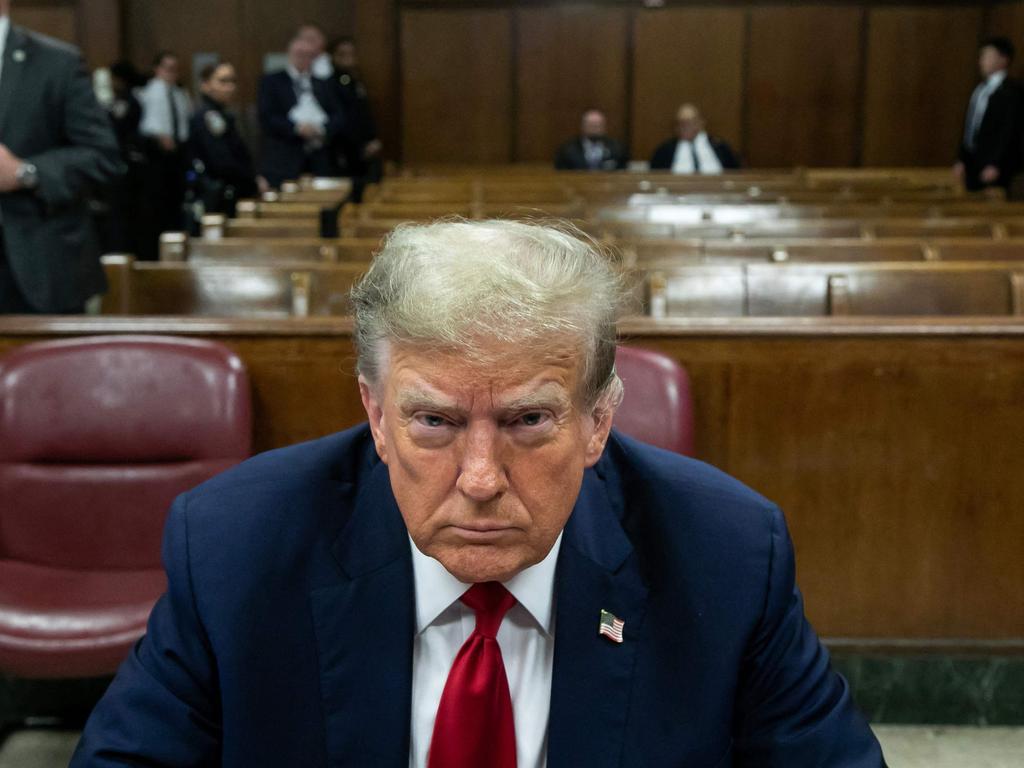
top-left (432, 544), bottom-right (529, 584)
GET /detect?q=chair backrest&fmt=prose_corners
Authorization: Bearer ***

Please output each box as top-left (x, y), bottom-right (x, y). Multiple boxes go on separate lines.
top-left (0, 336), bottom-right (252, 570)
top-left (613, 346), bottom-right (695, 456)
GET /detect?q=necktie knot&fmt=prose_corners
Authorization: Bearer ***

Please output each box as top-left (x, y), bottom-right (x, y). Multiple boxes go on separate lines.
top-left (461, 581), bottom-right (516, 638)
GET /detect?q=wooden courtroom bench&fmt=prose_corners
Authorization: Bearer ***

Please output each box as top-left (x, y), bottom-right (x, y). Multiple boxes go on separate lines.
top-left (2, 314), bottom-right (1021, 646)
top-left (158, 233), bottom-right (380, 264)
top-left (100, 255), bottom-right (365, 316)
top-left (642, 262), bottom-right (1024, 317)
top-left (201, 214), bottom-right (322, 239)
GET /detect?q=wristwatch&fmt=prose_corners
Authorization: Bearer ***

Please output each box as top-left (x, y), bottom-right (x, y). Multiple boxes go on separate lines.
top-left (16, 162), bottom-right (39, 190)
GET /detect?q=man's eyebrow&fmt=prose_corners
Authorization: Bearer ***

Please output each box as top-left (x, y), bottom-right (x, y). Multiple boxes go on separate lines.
top-left (394, 388), bottom-right (462, 412)
top-left (499, 386), bottom-right (572, 412)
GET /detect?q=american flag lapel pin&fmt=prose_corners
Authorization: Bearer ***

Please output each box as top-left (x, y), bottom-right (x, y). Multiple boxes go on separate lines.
top-left (598, 609), bottom-right (625, 644)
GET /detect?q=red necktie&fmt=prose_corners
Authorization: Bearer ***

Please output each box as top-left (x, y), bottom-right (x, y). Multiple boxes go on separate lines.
top-left (428, 582), bottom-right (517, 768)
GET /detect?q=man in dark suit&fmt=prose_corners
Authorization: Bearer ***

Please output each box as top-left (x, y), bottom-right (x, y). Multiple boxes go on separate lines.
top-left (259, 24), bottom-right (346, 189)
top-left (71, 221), bottom-right (884, 768)
top-left (954, 37), bottom-right (1024, 192)
top-left (329, 36), bottom-right (382, 200)
top-left (650, 103), bottom-right (740, 174)
top-left (0, 0), bottom-right (124, 313)
top-left (554, 109), bottom-right (628, 171)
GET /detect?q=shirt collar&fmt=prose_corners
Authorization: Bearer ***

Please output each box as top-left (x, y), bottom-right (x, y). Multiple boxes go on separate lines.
top-left (987, 70), bottom-right (1007, 89)
top-left (410, 532), bottom-right (563, 636)
top-left (679, 131), bottom-right (708, 146)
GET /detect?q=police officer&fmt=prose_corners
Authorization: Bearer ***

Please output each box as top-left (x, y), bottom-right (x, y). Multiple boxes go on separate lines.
top-left (189, 61), bottom-right (265, 216)
top-left (329, 37), bottom-right (381, 200)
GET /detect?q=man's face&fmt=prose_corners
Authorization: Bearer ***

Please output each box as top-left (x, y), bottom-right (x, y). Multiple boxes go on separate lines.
top-left (288, 38), bottom-right (317, 73)
top-left (333, 42), bottom-right (357, 71)
top-left (581, 111), bottom-right (607, 139)
top-left (979, 46), bottom-right (1009, 78)
top-left (156, 56), bottom-right (179, 84)
top-left (297, 26), bottom-right (326, 56)
top-left (676, 107), bottom-right (703, 141)
top-left (202, 64), bottom-right (237, 104)
top-left (360, 342), bottom-right (614, 583)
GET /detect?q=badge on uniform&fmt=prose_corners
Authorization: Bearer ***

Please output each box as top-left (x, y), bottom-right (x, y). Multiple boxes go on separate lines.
top-left (339, 74), bottom-right (351, 86)
top-left (13, 50), bottom-right (26, 63)
top-left (598, 609), bottom-right (625, 644)
top-left (205, 110), bottom-right (227, 137)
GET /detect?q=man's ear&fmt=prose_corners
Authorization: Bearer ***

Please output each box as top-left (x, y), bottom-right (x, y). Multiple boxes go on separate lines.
top-left (358, 375), bottom-right (388, 464)
top-left (583, 399), bottom-right (616, 468)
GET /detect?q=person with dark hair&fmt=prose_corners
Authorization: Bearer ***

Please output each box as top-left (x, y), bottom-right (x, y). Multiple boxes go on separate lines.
top-left (0, 0), bottom-right (124, 313)
top-left (189, 61), bottom-right (264, 215)
top-left (259, 25), bottom-right (346, 188)
top-left (136, 50), bottom-right (190, 257)
top-left (554, 109), bottom-right (628, 171)
top-left (954, 36), bottom-right (1024, 191)
top-left (329, 36), bottom-right (382, 197)
top-left (649, 103), bottom-right (740, 174)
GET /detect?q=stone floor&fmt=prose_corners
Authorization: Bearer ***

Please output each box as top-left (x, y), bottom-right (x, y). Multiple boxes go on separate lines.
top-left (1, 726), bottom-right (1023, 767)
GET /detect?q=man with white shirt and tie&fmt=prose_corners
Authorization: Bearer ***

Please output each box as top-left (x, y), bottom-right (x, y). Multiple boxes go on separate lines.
top-left (259, 24), bottom-right (345, 188)
top-left (0, 0), bottom-right (122, 311)
top-left (72, 219), bottom-right (884, 768)
top-left (136, 50), bottom-right (191, 257)
top-left (954, 37), bottom-right (1024, 192)
top-left (650, 103), bottom-right (740, 175)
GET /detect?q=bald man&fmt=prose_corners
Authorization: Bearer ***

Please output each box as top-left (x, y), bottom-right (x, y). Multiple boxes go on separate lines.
top-left (650, 104), bottom-right (739, 174)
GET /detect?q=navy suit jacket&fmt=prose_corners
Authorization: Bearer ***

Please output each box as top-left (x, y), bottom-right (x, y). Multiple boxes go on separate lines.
top-left (650, 137), bottom-right (741, 172)
top-left (72, 425), bottom-right (883, 767)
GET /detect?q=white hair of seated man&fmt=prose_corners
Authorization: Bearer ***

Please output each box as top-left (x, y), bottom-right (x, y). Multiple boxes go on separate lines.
top-left (351, 218), bottom-right (628, 413)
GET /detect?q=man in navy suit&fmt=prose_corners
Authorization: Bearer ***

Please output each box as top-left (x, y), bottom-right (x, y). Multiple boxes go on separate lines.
top-left (258, 24), bottom-right (345, 188)
top-left (72, 220), bottom-right (884, 767)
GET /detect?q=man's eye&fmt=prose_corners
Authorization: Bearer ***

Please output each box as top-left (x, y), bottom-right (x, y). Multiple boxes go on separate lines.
top-left (517, 412), bottom-right (547, 427)
top-left (414, 413), bottom-right (450, 428)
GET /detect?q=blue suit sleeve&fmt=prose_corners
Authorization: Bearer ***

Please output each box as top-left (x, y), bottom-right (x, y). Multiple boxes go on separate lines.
top-left (69, 494), bottom-right (222, 767)
top-left (734, 506), bottom-right (885, 767)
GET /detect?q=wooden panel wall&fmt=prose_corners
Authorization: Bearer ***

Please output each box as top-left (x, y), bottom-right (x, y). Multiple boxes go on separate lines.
top-left (400, 9), bottom-right (512, 164)
top-left (862, 6), bottom-right (984, 166)
top-left (989, 0), bottom-right (1024, 79)
top-left (67, 1), bottom-right (1012, 166)
top-left (514, 6), bottom-right (630, 163)
top-left (630, 7), bottom-right (746, 163)
top-left (746, 6), bottom-right (865, 167)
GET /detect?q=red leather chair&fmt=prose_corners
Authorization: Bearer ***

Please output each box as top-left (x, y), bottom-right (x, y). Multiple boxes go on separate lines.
top-left (0, 336), bottom-right (251, 679)
top-left (614, 345), bottom-right (695, 456)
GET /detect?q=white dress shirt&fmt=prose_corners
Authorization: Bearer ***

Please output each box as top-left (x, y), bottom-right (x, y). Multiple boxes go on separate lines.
top-left (0, 15), bottom-right (10, 87)
top-left (670, 131), bottom-right (724, 175)
top-left (138, 78), bottom-right (191, 143)
top-left (409, 533), bottom-right (562, 768)
top-left (965, 70), bottom-right (1007, 150)
top-left (286, 65), bottom-right (328, 133)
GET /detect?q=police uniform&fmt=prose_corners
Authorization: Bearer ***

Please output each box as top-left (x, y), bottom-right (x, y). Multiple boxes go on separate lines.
top-left (331, 68), bottom-right (381, 193)
top-left (189, 94), bottom-right (258, 213)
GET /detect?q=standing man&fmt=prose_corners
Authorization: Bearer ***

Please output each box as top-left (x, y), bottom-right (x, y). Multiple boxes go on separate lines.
top-left (954, 37), bottom-right (1024, 192)
top-left (0, 0), bottom-right (124, 313)
top-left (259, 25), bottom-right (346, 188)
top-left (330, 36), bottom-right (382, 198)
top-left (137, 51), bottom-right (190, 258)
top-left (554, 109), bottom-right (628, 171)
top-left (189, 61), bottom-right (265, 215)
top-left (650, 103), bottom-right (740, 174)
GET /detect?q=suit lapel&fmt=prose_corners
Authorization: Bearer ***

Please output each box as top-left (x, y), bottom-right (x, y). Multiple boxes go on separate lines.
top-left (309, 458), bottom-right (414, 768)
top-left (0, 26), bottom-right (29, 139)
top-left (547, 465), bottom-right (649, 768)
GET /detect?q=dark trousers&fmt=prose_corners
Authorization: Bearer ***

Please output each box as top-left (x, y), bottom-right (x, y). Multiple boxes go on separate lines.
top-left (0, 231), bottom-right (37, 314)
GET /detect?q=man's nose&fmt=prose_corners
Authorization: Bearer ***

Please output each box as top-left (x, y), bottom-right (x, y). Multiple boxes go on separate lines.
top-left (456, 423), bottom-right (508, 502)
